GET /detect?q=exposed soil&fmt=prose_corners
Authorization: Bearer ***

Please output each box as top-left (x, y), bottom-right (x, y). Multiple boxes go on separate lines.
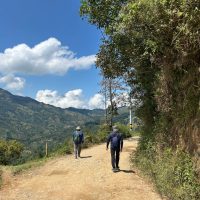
top-left (0, 137), bottom-right (163, 200)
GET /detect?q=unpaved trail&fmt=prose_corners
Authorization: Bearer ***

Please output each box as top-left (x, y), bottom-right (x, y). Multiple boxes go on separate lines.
top-left (0, 138), bottom-right (162, 200)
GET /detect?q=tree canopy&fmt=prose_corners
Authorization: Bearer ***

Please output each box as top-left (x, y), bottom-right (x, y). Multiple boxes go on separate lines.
top-left (80, 0), bottom-right (200, 152)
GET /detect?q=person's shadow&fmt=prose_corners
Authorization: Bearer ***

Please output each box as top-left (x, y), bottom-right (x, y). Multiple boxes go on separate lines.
top-left (120, 169), bottom-right (135, 173)
top-left (80, 156), bottom-right (92, 159)
top-left (114, 169), bottom-right (135, 173)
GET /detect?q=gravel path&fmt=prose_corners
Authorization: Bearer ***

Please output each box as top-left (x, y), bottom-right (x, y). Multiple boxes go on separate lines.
top-left (0, 137), bottom-right (162, 200)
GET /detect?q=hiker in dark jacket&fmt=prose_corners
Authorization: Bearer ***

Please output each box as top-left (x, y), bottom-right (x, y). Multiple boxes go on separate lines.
top-left (106, 125), bottom-right (123, 172)
top-left (73, 126), bottom-right (84, 159)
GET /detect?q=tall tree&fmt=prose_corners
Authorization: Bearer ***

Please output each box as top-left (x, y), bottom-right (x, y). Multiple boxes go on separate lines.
top-left (81, 0), bottom-right (200, 153)
top-left (100, 72), bottom-right (125, 128)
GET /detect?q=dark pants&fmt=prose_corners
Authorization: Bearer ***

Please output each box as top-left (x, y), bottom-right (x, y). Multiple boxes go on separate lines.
top-left (110, 148), bottom-right (120, 169)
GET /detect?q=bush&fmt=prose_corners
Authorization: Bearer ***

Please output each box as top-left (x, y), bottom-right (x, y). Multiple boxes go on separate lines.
top-left (96, 124), bottom-right (110, 142)
top-left (134, 142), bottom-right (200, 200)
top-left (115, 123), bottom-right (132, 138)
top-left (52, 139), bottom-right (73, 156)
top-left (0, 140), bottom-right (24, 165)
top-left (0, 168), bottom-right (2, 188)
top-left (82, 123), bottom-right (132, 147)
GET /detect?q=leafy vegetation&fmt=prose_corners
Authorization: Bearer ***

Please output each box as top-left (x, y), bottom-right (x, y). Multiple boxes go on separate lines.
top-left (134, 145), bottom-right (200, 200)
top-left (0, 168), bottom-right (2, 188)
top-left (10, 157), bottom-right (50, 175)
top-left (80, 0), bottom-right (200, 199)
top-left (0, 140), bottom-right (23, 165)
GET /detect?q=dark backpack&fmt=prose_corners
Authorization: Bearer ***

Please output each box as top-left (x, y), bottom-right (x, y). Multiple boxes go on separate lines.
top-left (111, 133), bottom-right (120, 148)
top-left (74, 132), bottom-right (80, 144)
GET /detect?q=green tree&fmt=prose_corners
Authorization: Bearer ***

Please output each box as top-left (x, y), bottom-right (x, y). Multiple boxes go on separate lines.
top-left (80, 2), bottom-right (200, 198)
top-left (0, 139), bottom-right (24, 165)
top-left (81, 0), bottom-right (200, 153)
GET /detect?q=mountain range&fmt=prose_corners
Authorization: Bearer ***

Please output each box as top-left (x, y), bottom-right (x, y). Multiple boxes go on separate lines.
top-left (0, 88), bottom-right (129, 156)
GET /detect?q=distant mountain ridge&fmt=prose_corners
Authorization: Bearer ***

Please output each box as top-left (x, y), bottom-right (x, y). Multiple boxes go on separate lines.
top-left (0, 88), bottom-right (129, 156)
top-left (0, 88), bottom-right (104, 152)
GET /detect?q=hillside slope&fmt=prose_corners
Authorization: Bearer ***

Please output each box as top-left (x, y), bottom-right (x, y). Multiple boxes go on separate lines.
top-left (0, 88), bottom-right (103, 154)
top-left (0, 88), bottom-right (130, 158)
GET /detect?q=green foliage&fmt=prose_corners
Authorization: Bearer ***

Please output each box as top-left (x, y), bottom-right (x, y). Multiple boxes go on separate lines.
top-left (0, 140), bottom-right (23, 165)
top-left (81, 0), bottom-right (200, 199)
top-left (83, 124), bottom-right (110, 147)
top-left (0, 168), bottom-right (2, 188)
top-left (52, 139), bottom-right (73, 156)
top-left (80, 0), bottom-right (128, 32)
top-left (80, 0), bottom-right (200, 148)
top-left (115, 122), bottom-right (131, 138)
top-left (135, 144), bottom-right (200, 200)
top-left (96, 123), bottom-right (111, 142)
top-left (82, 123), bottom-right (131, 147)
top-left (10, 157), bottom-right (50, 175)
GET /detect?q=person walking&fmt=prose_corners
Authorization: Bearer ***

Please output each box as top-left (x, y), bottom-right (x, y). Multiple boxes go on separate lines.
top-left (106, 125), bottom-right (123, 172)
top-left (73, 126), bottom-right (84, 159)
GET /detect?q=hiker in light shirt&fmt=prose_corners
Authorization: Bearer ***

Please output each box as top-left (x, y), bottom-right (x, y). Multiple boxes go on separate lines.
top-left (72, 126), bottom-right (84, 159)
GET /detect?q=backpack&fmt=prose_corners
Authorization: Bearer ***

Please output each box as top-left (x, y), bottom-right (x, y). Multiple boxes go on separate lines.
top-left (74, 132), bottom-right (80, 144)
top-left (111, 133), bottom-right (120, 149)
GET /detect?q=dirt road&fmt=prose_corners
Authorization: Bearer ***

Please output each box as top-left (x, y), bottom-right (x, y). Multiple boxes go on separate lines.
top-left (0, 138), bottom-right (162, 200)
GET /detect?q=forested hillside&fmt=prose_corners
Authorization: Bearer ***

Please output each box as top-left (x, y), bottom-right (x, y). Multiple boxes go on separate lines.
top-left (0, 88), bottom-right (130, 160)
top-left (80, 0), bottom-right (200, 199)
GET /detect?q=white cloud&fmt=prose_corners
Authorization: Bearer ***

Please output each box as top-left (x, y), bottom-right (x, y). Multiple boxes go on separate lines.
top-left (0, 74), bottom-right (25, 91)
top-left (35, 89), bottom-right (105, 109)
top-left (88, 93), bottom-right (104, 109)
top-left (0, 38), bottom-right (96, 75)
top-left (36, 89), bottom-right (86, 109)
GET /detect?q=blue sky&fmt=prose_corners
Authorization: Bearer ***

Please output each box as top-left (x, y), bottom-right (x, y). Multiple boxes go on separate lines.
top-left (0, 0), bottom-right (104, 109)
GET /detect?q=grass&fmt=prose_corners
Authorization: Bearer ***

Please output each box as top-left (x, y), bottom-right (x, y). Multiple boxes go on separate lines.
top-left (0, 156), bottom-right (53, 190)
top-left (0, 156), bottom-right (53, 184)
top-left (134, 144), bottom-right (200, 200)
top-left (10, 157), bottom-right (51, 175)
top-left (0, 168), bottom-right (2, 188)
top-left (130, 130), bottom-right (141, 137)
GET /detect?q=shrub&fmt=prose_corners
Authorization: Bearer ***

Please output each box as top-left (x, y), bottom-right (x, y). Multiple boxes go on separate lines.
top-left (83, 123), bottom-right (132, 145)
top-left (53, 139), bottom-right (73, 155)
top-left (115, 123), bottom-right (132, 138)
top-left (0, 168), bottom-right (2, 188)
top-left (0, 140), bottom-right (24, 165)
top-left (134, 143), bottom-right (200, 200)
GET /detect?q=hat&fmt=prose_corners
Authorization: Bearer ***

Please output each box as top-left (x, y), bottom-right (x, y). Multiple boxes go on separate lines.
top-left (76, 126), bottom-right (81, 130)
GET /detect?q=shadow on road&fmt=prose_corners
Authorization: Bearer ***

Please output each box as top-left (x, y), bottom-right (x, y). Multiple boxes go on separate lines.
top-left (120, 170), bottom-right (135, 173)
top-left (80, 156), bottom-right (92, 159)
top-left (114, 169), bottom-right (135, 173)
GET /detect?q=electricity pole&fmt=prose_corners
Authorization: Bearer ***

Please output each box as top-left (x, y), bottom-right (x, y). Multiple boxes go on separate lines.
top-left (129, 89), bottom-right (132, 131)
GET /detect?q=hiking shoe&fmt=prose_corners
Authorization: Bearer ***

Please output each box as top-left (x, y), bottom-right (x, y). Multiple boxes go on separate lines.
top-left (112, 168), bottom-right (117, 172)
top-left (116, 167), bottom-right (120, 172)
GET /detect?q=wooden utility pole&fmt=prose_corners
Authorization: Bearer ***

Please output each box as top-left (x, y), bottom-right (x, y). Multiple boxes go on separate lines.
top-left (45, 141), bottom-right (48, 157)
top-left (45, 140), bottom-right (52, 157)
